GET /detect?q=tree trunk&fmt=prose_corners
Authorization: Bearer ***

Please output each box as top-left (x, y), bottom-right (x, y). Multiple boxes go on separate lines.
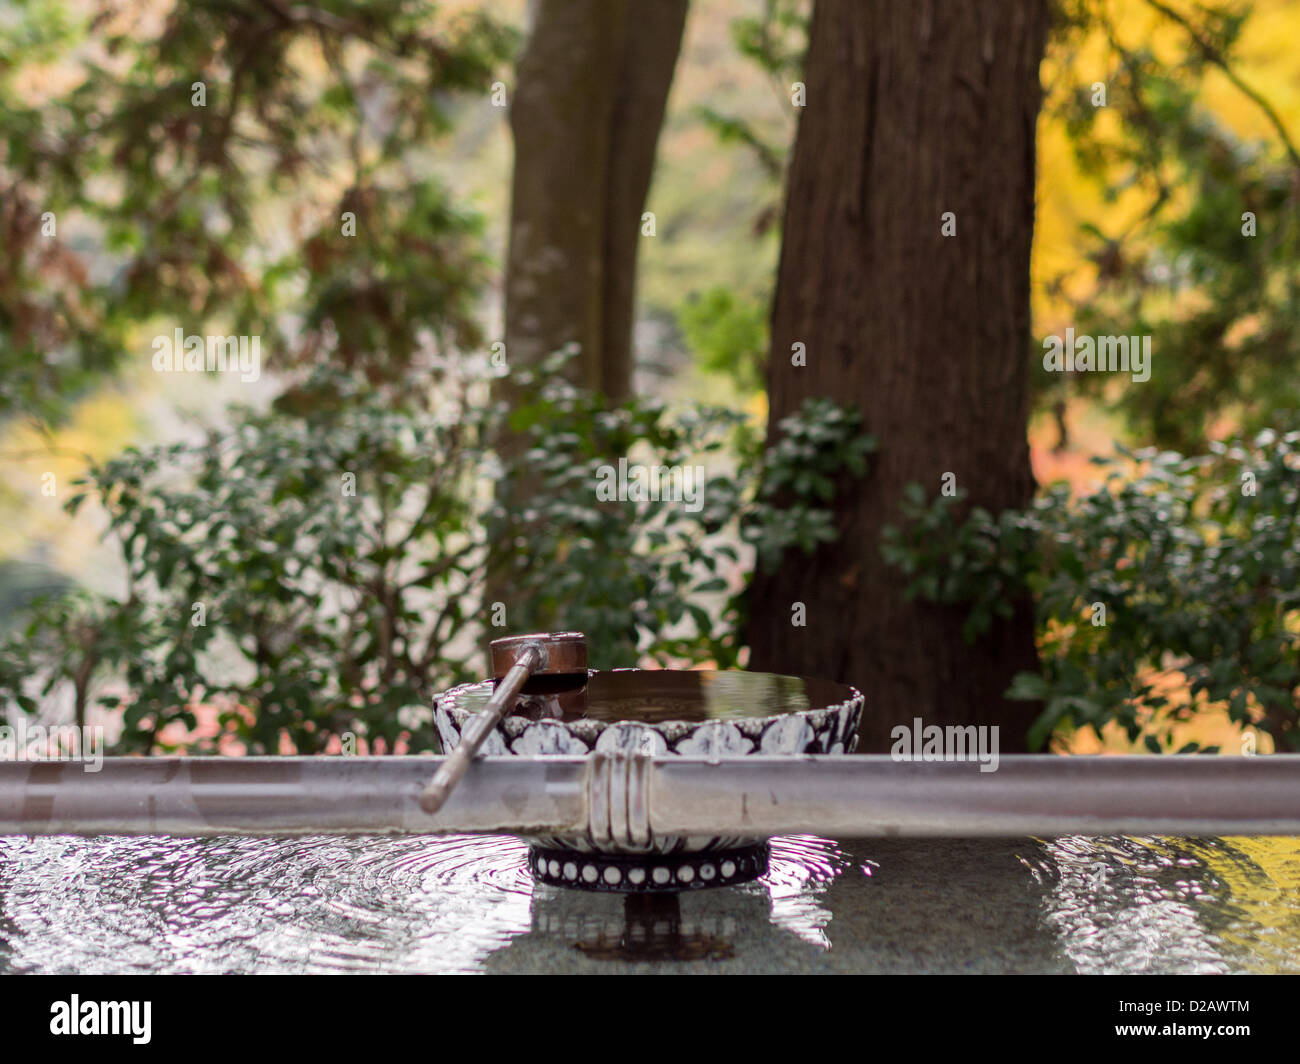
top-left (504, 0), bottom-right (687, 399)
top-left (489, 0), bottom-right (687, 633)
top-left (745, 0), bottom-right (1050, 752)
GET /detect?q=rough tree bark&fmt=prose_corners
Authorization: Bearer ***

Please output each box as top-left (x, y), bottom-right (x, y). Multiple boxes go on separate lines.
top-left (745, 0), bottom-right (1050, 751)
top-left (504, 0), bottom-right (688, 399)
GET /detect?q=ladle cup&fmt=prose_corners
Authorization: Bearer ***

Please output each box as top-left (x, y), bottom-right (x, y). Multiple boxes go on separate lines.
top-left (419, 632), bottom-right (587, 814)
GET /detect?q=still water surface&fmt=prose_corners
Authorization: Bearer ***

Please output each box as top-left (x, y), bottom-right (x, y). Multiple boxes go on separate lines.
top-left (444, 668), bottom-right (855, 723)
top-left (0, 834), bottom-right (1296, 973)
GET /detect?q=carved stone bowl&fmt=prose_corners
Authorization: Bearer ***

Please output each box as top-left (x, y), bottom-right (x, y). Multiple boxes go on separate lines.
top-left (434, 668), bottom-right (863, 892)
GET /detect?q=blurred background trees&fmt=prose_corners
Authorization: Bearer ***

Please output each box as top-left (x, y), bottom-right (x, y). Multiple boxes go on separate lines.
top-left (1043, 0), bottom-right (1300, 454)
top-left (2, 0), bottom-right (1299, 753)
top-left (504, 0), bottom-right (687, 398)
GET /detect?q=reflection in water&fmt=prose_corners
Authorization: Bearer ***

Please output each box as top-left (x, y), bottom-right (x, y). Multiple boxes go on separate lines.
top-left (765, 835), bottom-right (849, 949)
top-left (0, 833), bottom-right (1296, 973)
top-left (571, 894), bottom-right (737, 961)
top-left (1032, 836), bottom-right (1300, 974)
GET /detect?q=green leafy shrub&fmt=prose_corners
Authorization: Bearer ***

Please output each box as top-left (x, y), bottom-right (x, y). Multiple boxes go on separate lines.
top-left (8, 368), bottom-right (496, 754)
top-left (883, 428), bottom-right (1300, 751)
top-left (0, 358), bottom-right (873, 754)
top-left (493, 370), bottom-right (875, 670)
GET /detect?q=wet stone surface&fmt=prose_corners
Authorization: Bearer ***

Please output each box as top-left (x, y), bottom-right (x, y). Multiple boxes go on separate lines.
top-left (0, 834), bottom-right (1296, 974)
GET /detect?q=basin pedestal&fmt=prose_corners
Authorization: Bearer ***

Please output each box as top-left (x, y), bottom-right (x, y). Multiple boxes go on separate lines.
top-left (528, 841), bottom-right (770, 892)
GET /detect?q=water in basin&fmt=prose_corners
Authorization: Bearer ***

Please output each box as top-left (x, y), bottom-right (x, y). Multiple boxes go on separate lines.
top-left (447, 669), bottom-right (856, 723)
top-left (1, 834), bottom-right (1296, 973)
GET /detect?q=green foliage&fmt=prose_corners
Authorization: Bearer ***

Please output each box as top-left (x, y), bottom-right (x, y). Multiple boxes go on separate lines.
top-left (0, 0), bottom-right (879, 757)
top-left (883, 427), bottom-right (1300, 751)
top-left (0, 0), bottom-right (517, 423)
top-left (0, 589), bottom-right (154, 729)
top-left (1045, 0), bottom-right (1300, 452)
top-left (487, 353), bottom-right (748, 670)
top-left (730, 0), bottom-right (809, 82)
top-left (288, 180), bottom-right (491, 396)
top-left (0, 354), bottom-right (873, 752)
top-left (692, 0), bottom-right (807, 192)
top-left (676, 1), bottom-right (809, 392)
top-left (494, 364), bottom-right (874, 670)
top-left (741, 398), bottom-right (877, 572)
top-left (675, 285), bottom-right (768, 393)
top-left (2, 366), bottom-right (498, 753)
top-left (0, 560), bottom-right (71, 636)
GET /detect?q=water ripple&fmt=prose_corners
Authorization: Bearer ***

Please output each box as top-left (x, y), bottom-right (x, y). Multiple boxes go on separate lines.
top-left (0, 834), bottom-right (533, 974)
top-left (2, 833), bottom-right (1297, 972)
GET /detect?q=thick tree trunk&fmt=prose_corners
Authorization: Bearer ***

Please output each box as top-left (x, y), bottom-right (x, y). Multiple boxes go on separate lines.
top-left (745, 0), bottom-right (1050, 751)
top-left (504, 0), bottom-right (687, 398)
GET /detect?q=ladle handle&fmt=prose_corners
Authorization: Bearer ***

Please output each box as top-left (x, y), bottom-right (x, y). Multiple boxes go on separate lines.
top-left (419, 643), bottom-right (543, 815)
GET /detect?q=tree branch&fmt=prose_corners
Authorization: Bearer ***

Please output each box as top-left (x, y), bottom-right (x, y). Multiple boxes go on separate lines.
top-left (1143, 0), bottom-right (1300, 171)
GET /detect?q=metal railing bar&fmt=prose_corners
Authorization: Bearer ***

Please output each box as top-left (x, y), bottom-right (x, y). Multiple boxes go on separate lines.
top-left (0, 755), bottom-right (1296, 838)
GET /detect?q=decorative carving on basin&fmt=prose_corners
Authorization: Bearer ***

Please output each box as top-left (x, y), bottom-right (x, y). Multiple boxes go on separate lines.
top-left (434, 668), bottom-right (864, 891)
